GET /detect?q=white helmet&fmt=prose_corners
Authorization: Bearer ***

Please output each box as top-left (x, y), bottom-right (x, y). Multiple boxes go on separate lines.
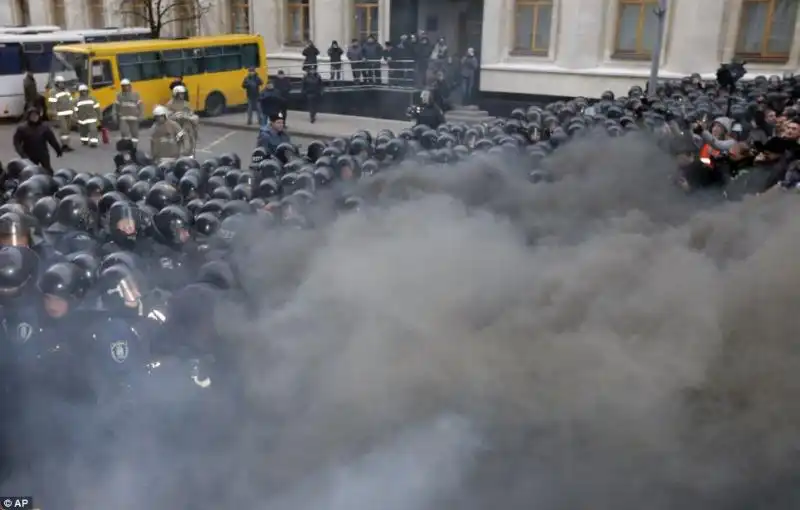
top-left (120, 78), bottom-right (131, 86)
top-left (54, 75), bottom-right (65, 83)
top-left (172, 85), bottom-right (187, 95)
top-left (78, 84), bottom-right (88, 92)
top-left (153, 105), bottom-right (169, 117)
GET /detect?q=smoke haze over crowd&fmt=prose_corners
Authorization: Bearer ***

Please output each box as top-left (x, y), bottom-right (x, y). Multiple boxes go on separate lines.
top-left (6, 132), bottom-right (800, 510)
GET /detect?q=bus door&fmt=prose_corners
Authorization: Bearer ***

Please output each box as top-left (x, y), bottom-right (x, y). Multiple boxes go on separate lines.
top-left (89, 58), bottom-right (116, 118)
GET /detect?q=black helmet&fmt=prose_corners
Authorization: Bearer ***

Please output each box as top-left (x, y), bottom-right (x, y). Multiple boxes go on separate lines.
top-left (56, 194), bottom-right (96, 231)
top-left (14, 178), bottom-right (46, 210)
top-left (255, 159), bottom-right (282, 180)
top-left (174, 156), bottom-right (198, 179)
top-left (218, 152), bottom-right (241, 169)
top-left (97, 263), bottom-right (143, 313)
top-left (306, 140), bottom-right (326, 162)
top-left (232, 183), bottom-right (252, 201)
top-left (32, 196), bottom-right (59, 228)
top-left (99, 251), bottom-right (140, 274)
top-left (199, 198), bottom-right (226, 216)
top-left (38, 262), bottom-right (83, 300)
top-left (0, 246), bottom-right (37, 297)
top-left (153, 205), bottom-right (191, 245)
top-left (220, 200), bottom-right (252, 219)
top-left (194, 212), bottom-right (221, 237)
top-left (67, 251), bottom-right (99, 297)
top-left (86, 175), bottom-right (113, 198)
top-left (186, 198), bottom-right (205, 219)
top-left (145, 182), bottom-right (180, 210)
top-left (0, 212), bottom-right (31, 247)
top-left (257, 178), bottom-right (280, 199)
top-left (179, 173), bottom-right (201, 202)
top-left (250, 146), bottom-right (268, 169)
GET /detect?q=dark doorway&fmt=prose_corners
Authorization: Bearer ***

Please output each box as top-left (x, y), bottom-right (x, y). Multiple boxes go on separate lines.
top-left (390, 0), bottom-right (419, 42)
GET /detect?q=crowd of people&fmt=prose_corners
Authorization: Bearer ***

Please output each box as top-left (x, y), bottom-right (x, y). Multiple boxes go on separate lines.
top-left (3, 61), bottom-right (800, 505)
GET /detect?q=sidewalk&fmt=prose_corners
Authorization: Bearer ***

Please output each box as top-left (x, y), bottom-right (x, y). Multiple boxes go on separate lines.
top-left (202, 111), bottom-right (411, 140)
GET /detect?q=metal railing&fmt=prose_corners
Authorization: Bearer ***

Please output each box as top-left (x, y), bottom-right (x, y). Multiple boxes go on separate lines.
top-left (271, 59), bottom-right (427, 92)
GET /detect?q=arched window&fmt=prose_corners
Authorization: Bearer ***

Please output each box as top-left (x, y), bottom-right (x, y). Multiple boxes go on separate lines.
top-left (16, 0), bottom-right (31, 25)
top-left (176, 0), bottom-right (198, 37)
top-left (51, 0), bottom-right (66, 27)
top-left (231, 0), bottom-right (250, 33)
top-left (87, 0), bottom-right (106, 28)
top-left (285, 0), bottom-right (310, 45)
top-left (353, 0), bottom-right (378, 41)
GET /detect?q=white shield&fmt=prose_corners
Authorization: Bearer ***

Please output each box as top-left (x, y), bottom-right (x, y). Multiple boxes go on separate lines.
top-left (110, 340), bottom-right (129, 363)
top-left (17, 322), bottom-right (33, 343)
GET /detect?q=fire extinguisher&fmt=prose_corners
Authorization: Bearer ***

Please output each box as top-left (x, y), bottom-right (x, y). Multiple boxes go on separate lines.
top-left (101, 125), bottom-right (110, 144)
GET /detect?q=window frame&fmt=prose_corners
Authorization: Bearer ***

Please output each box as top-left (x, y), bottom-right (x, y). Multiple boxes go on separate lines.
top-left (231, 0), bottom-right (250, 33)
top-left (117, 51), bottom-right (164, 83)
top-left (510, 0), bottom-right (553, 56)
top-left (285, 0), bottom-right (310, 46)
top-left (87, 0), bottom-right (106, 28)
top-left (51, 0), bottom-right (66, 27)
top-left (612, 0), bottom-right (658, 61)
top-left (90, 58), bottom-right (115, 89)
top-left (353, 0), bottom-right (379, 42)
top-left (735, 0), bottom-right (798, 63)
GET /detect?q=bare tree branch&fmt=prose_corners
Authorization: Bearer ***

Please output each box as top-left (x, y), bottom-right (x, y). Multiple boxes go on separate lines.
top-left (116, 0), bottom-right (212, 37)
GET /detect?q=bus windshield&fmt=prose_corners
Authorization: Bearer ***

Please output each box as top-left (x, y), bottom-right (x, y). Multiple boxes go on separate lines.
top-left (50, 50), bottom-right (87, 88)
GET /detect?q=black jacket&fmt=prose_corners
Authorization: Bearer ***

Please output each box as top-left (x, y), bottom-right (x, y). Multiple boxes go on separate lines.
top-left (415, 104), bottom-right (445, 129)
top-left (302, 74), bottom-right (324, 97)
top-left (13, 121), bottom-right (62, 160)
top-left (302, 45), bottom-right (320, 65)
top-left (273, 76), bottom-right (291, 99)
top-left (328, 45), bottom-right (343, 63)
top-left (259, 89), bottom-right (287, 117)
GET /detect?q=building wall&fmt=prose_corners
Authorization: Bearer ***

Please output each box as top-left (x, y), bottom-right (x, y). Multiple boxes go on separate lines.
top-left (480, 0), bottom-right (800, 98)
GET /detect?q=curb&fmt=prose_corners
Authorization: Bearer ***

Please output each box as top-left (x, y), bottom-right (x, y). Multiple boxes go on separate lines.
top-left (201, 119), bottom-right (338, 141)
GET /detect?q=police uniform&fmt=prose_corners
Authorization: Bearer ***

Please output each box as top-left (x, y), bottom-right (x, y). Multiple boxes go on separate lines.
top-left (47, 81), bottom-right (74, 148)
top-left (166, 96), bottom-right (198, 157)
top-left (74, 87), bottom-right (101, 147)
top-left (114, 83), bottom-right (143, 145)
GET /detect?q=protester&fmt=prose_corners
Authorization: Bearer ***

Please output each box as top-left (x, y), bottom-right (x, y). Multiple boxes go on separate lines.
top-left (12, 107), bottom-right (62, 173)
top-left (460, 48), bottom-right (478, 105)
top-left (301, 68), bottom-right (324, 123)
top-left (241, 67), bottom-right (264, 126)
top-left (328, 41), bottom-right (344, 81)
top-left (273, 70), bottom-right (291, 124)
top-left (302, 40), bottom-right (320, 72)
top-left (258, 81), bottom-right (287, 127)
top-left (362, 35), bottom-right (383, 84)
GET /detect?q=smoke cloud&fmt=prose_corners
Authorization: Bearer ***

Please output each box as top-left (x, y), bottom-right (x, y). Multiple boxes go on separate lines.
top-left (6, 133), bottom-right (800, 510)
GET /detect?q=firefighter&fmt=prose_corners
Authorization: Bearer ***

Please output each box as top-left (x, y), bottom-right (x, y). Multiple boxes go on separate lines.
top-left (166, 85), bottom-right (199, 157)
top-left (150, 105), bottom-right (184, 162)
top-left (114, 78), bottom-right (143, 147)
top-left (47, 75), bottom-right (74, 152)
top-left (74, 84), bottom-right (101, 148)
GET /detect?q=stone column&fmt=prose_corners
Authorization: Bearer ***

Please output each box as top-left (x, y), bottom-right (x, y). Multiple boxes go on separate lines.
top-left (663, 0), bottom-right (727, 75)
top-left (480, 0), bottom-right (509, 64)
top-left (555, 0), bottom-right (607, 68)
top-left (28, 0), bottom-right (51, 25)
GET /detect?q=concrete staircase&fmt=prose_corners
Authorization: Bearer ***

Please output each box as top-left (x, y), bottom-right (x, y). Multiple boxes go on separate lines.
top-left (445, 104), bottom-right (494, 124)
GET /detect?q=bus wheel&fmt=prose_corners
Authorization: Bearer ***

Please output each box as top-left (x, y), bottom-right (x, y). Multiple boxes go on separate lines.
top-left (204, 92), bottom-right (226, 117)
top-left (102, 108), bottom-right (118, 130)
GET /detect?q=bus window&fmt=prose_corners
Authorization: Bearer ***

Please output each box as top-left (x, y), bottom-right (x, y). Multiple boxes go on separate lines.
top-left (139, 52), bottom-right (162, 80)
top-left (183, 49), bottom-right (200, 75)
top-left (162, 49), bottom-right (183, 77)
top-left (241, 43), bottom-right (259, 68)
top-left (118, 53), bottom-right (142, 81)
top-left (21, 42), bottom-right (52, 74)
top-left (202, 46), bottom-right (224, 73)
top-left (222, 45), bottom-right (243, 70)
top-left (0, 45), bottom-right (23, 76)
top-left (90, 59), bottom-right (114, 88)
top-left (118, 51), bottom-right (163, 82)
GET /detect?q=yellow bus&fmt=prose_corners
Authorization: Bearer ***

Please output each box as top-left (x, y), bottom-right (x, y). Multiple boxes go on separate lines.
top-left (49, 34), bottom-right (267, 125)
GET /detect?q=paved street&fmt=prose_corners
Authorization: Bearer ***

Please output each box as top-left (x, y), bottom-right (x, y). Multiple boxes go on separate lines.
top-left (0, 122), bottom-right (314, 174)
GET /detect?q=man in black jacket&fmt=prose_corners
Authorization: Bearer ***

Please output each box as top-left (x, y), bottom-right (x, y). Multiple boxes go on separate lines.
top-left (259, 82), bottom-right (287, 127)
top-left (301, 69), bottom-right (324, 123)
top-left (273, 70), bottom-right (292, 125)
top-left (13, 108), bottom-right (62, 173)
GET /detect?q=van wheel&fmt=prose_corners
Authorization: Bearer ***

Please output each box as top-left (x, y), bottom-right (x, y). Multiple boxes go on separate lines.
top-left (102, 107), bottom-right (118, 130)
top-left (204, 92), bottom-right (226, 117)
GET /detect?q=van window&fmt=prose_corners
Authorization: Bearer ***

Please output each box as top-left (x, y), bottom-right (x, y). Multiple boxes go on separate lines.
top-left (241, 43), bottom-right (259, 68)
top-left (118, 51), bottom-right (163, 82)
top-left (0, 45), bottom-right (23, 75)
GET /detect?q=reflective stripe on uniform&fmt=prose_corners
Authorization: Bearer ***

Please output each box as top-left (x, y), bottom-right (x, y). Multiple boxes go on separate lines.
top-left (76, 99), bottom-right (96, 107)
top-left (121, 116), bottom-right (139, 121)
top-left (48, 97), bottom-right (58, 103)
top-left (131, 138), bottom-right (139, 143)
top-left (77, 118), bottom-right (98, 124)
top-left (89, 138), bottom-right (99, 144)
top-left (80, 137), bottom-right (90, 142)
top-left (55, 91), bottom-right (71, 98)
top-left (57, 111), bottom-right (73, 116)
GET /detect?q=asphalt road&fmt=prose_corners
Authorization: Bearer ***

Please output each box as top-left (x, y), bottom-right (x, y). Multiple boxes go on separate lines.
top-left (0, 122), bottom-right (313, 174)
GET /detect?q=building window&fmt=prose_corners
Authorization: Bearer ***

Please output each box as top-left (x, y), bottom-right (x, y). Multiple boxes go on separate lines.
top-left (176, 0), bottom-right (198, 37)
top-left (285, 0), bottom-right (310, 45)
top-left (736, 0), bottom-right (798, 62)
top-left (16, 0), bottom-right (30, 25)
top-left (51, 0), bottom-right (66, 27)
top-left (88, 0), bottom-right (106, 28)
top-left (354, 0), bottom-right (378, 41)
top-left (614, 0), bottom-right (659, 59)
top-left (231, 0), bottom-right (250, 33)
top-left (512, 0), bottom-right (553, 55)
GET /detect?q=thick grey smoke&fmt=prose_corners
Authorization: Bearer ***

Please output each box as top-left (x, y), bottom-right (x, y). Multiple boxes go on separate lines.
top-left (7, 133), bottom-right (800, 510)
